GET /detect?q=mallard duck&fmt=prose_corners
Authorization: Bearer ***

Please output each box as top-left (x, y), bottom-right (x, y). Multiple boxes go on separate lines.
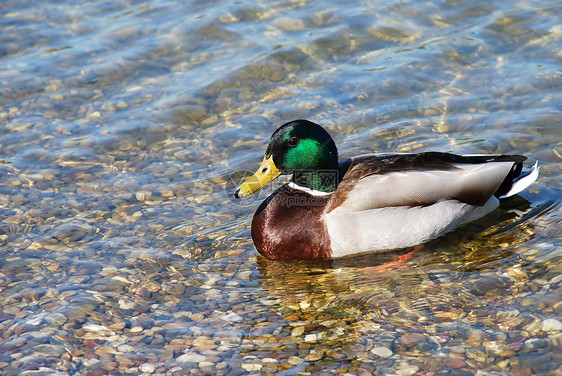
top-left (234, 120), bottom-right (539, 261)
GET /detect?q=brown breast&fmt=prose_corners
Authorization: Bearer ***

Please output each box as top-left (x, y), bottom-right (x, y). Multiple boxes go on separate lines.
top-left (251, 185), bottom-right (332, 260)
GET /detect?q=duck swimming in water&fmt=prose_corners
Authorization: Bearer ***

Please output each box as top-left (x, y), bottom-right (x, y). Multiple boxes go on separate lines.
top-left (234, 120), bottom-right (539, 261)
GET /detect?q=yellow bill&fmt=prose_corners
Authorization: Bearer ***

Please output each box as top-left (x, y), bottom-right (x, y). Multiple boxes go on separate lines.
top-left (234, 154), bottom-right (281, 198)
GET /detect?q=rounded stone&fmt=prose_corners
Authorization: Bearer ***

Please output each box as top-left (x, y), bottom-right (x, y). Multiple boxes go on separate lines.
top-left (443, 357), bottom-right (467, 368)
top-left (139, 363), bottom-right (156, 373)
top-left (371, 346), bottom-right (393, 358)
top-left (177, 353), bottom-right (206, 363)
top-left (542, 318), bottom-right (562, 332)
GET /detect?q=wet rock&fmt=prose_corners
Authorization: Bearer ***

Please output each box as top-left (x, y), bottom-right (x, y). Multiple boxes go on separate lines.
top-left (541, 318), bottom-right (562, 332)
top-left (443, 357), bottom-right (467, 368)
top-left (101, 361), bottom-right (118, 372)
top-left (241, 363), bottom-right (262, 371)
top-left (45, 313), bottom-right (67, 327)
top-left (34, 344), bottom-right (67, 357)
top-left (304, 333), bottom-right (318, 343)
top-left (399, 332), bottom-right (427, 348)
top-left (222, 311), bottom-right (243, 322)
top-left (466, 329), bottom-right (484, 346)
top-left (304, 351), bottom-right (323, 361)
top-left (396, 364), bottom-right (419, 376)
top-left (165, 283), bottom-right (186, 295)
top-left (524, 318), bottom-right (543, 333)
top-left (499, 349), bottom-right (516, 357)
top-left (0, 337), bottom-right (27, 352)
top-left (465, 348), bottom-right (487, 362)
top-left (177, 353), bottom-right (206, 363)
top-left (85, 368), bottom-right (108, 376)
top-left (139, 363), bottom-right (157, 373)
top-left (94, 346), bottom-right (117, 355)
top-left (371, 346), bottom-right (393, 358)
top-left (53, 222), bottom-right (95, 242)
top-left (519, 352), bottom-right (553, 373)
top-left (199, 360), bottom-right (216, 373)
top-left (449, 345), bottom-right (466, 354)
top-left (191, 312), bottom-right (205, 321)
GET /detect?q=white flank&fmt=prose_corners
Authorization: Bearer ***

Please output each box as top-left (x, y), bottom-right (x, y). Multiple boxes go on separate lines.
top-left (326, 197), bottom-right (500, 258)
top-left (499, 161), bottom-right (540, 199)
top-left (288, 182), bottom-right (332, 196)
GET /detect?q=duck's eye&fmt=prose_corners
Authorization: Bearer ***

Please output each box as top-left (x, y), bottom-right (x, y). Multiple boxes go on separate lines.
top-left (288, 137), bottom-right (299, 147)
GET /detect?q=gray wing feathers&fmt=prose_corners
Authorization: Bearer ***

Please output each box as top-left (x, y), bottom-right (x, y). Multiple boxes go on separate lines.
top-left (341, 162), bottom-right (515, 211)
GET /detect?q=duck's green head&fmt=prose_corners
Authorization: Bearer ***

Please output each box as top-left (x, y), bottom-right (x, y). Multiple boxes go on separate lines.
top-left (234, 120), bottom-right (339, 198)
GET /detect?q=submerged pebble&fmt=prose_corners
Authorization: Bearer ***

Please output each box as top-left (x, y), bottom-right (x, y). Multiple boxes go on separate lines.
top-left (542, 318), bottom-right (562, 332)
top-left (372, 346), bottom-right (393, 358)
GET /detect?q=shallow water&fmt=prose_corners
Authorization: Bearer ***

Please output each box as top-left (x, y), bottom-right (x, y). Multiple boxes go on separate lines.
top-left (1, 0), bottom-right (561, 374)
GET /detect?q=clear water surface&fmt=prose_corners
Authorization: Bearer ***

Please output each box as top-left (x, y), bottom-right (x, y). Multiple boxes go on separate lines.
top-left (0, 0), bottom-right (561, 375)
